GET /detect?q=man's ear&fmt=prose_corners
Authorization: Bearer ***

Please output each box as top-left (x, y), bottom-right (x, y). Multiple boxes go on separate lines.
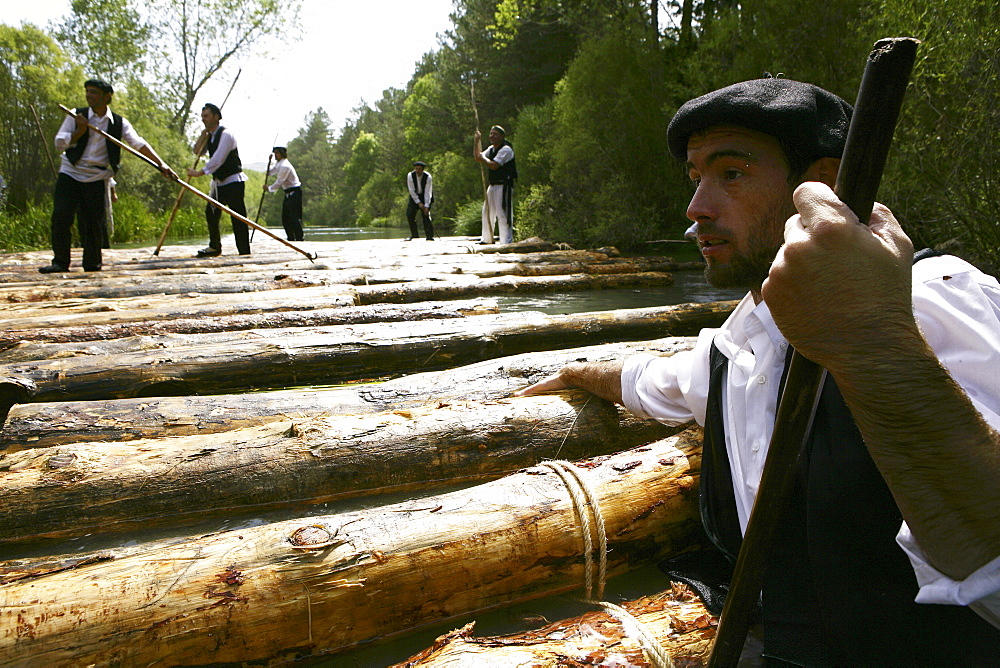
top-left (802, 157), bottom-right (840, 188)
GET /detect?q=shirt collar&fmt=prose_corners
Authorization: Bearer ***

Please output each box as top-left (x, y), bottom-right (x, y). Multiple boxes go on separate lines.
top-left (712, 294), bottom-right (786, 360)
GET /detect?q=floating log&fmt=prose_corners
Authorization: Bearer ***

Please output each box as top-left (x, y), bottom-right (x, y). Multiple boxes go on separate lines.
top-left (0, 303), bottom-right (736, 401)
top-left (398, 583), bottom-right (716, 666)
top-left (0, 429), bottom-right (704, 666)
top-left (2, 337), bottom-right (698, 449)
top-left (0, 391), bottom-right (685, 546)
top-left (0, 299), bottom-right (497, 352)
top-left (354, 271), bottom-right (676, 304)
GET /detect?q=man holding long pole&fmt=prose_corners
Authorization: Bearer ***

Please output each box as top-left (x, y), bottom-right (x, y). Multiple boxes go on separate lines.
top-left (40, 79), bottom-right (177, 274)
top-left (186, 103), bottom-right (250, 257)
top-left (518, 76), bottom-right (1000, 662)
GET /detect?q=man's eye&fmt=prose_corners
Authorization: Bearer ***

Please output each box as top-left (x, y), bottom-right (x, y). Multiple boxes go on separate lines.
top-left (724, 168), bottom-right (742, 180)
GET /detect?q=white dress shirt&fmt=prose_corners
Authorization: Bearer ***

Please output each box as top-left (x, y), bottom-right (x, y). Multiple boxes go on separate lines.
top-left (266, 158), bottom-right (300, 192)
top-left (55, 107), bottom-right (148, 183)
top-left (622, 253), bottom-right (1000, 624)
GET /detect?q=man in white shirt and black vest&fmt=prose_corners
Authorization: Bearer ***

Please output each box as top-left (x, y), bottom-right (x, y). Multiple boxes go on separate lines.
top-left (187, 103), bottom-right (250, 257)
top-left (264, 146), bottom-right (303, 241)
top-left (518, 79), bottom-right (1000, 663)
top-left (473, 125), bottom-right (517, 244)
top-left (405, 161), bottom-right (434, 241)
top-left (40, 78), bottom-right (176, 273)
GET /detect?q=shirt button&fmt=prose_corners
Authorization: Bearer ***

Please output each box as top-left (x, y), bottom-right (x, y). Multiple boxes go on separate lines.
top-left (756, 375), bottom-right (767, 384)
top-left (752, 441), bottom-right (760, 452)
top-left (780, 342), bottom-right (788, 350)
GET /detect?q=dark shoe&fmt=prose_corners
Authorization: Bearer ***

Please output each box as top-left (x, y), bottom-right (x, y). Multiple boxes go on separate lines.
top-left (476, 241), bottom-right (493, 245)
top-left (38, 263), bottom-right (69, 274)
top-left (196, 247), bottom-right (221, 257)
top-left (426, 237), bottom-right (435, 241)
top-left (84, 266), bottom-right (101, 272)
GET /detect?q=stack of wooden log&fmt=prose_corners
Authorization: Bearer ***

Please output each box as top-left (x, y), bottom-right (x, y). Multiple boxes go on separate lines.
top-left (0, 236), bottom-right (732, 666)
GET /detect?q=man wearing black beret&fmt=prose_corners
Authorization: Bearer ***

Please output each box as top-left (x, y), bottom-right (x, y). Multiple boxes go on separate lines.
top-left (40, 78), bottom-right (176, 273)
top-left (405, 160), bottom-right (434, 241)
top-left (519, 78), bottom-right (1000, 662)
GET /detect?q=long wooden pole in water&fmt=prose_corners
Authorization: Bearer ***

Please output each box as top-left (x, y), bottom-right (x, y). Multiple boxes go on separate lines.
top-left (153, 69), bottom-right (241, 255)
top-left (707, 37), bottom-right (919, 666)
top-left (58, 104), bottom-right (316, 262)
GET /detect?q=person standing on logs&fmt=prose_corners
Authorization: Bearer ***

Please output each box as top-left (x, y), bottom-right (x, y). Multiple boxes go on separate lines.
top-left (405, 160), bottom-right (434, 241)
top-left (263, 146), bottom-right (304, 241)
top-left (473, 125), bottom-right (516, 245)
top-left (40, 78), bottom-right (176, 274)
top-left (187, 103), bottom-right (250, 257)
top-left (517, 79), bottom-right (1000, 663)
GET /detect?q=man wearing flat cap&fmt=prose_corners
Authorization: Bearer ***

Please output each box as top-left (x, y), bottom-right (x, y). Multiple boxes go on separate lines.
top-left (405, 161), bottom-right (434, 241)
top-left (187, 102), bottom-right (250, 257)
top-left (473, 124), bottom-right (517, 244)
top-left (40, 78), bottom-right (176, 273)
top-left (264, 146), bottom-right (304, 241)
top-left (519, 78), bottom-right (1000, 662)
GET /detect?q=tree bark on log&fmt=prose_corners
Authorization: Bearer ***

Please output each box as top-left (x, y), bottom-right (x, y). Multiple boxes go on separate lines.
top-left (2, 337), bottom-right (697, 449)
top-left (397, 584), bottom-right (716, 667)
top-left (354, 271), bottom-right (676, 304)
top-left (0, 430), bottom-right (704, 666)
top-left (0, 300), bottom-right (498, 352)
top-left (0, 303), bottom-right (735, 401)
top-left (0, 392), bottom-right (687, 547)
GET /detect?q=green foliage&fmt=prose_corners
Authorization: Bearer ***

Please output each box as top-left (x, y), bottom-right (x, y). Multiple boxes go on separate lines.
top-left (863, 0), bottom-right (999, 271)
top-left (521, 27), bottom-right (683, 247)
top-left (0, 24), bottom-right (82, 211)
top-left (54, 0), bottom-right (153, 84)
top-left (355, 171), bottom-right (401, 227)
top-left (0, 197), bottom-right (51, 252)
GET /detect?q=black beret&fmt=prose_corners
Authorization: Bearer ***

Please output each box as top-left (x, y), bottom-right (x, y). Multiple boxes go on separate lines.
top-left (84, 78), bottom-right (113, 94)
top-left (202, 103), bottom-right (222, 119)
top-left (412, 160), bottom-right (426, 167)
top-left (667, 79), bottom-right (852, 162)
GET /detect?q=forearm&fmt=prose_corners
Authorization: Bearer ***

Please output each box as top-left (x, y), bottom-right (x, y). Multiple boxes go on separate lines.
top-left (516, 360), bottom-right (624, 405)
top-left (830, 330), bottom-right (1000, 580)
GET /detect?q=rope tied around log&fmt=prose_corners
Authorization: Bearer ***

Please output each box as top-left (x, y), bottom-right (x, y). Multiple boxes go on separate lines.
top-left (540, 459), bottom-right (675, 668)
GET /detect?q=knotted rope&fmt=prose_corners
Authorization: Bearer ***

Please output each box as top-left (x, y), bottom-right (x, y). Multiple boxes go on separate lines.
top-left (540, 459), bottom-right (675, 668)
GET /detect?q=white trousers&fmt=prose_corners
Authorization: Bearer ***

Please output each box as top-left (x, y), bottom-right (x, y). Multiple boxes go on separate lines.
top-left (481, 184), bottom-right (513, 244)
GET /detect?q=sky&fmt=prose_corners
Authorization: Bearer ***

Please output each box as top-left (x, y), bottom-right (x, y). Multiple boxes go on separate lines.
top-left (4, 0), bottom-right (457, 167)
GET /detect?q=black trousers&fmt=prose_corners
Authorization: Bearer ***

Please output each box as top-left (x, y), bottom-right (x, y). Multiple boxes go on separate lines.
top-left (206, 180), bottom-right (250, 254)
top-left (50, 173), bottom-right (105, 270)
top-left (281, 186), bottom-right (304, 241)
top-left (406, 199), bottom-right (434, 239)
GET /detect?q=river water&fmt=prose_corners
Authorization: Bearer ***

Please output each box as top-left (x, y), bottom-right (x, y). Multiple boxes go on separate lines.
top-left (69, 227), bottom-right (739, 665)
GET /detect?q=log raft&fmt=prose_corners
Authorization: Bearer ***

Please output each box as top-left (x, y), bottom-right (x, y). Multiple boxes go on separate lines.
top-left (0, 393), bottom-right (684, 547)
top-left (0, 302), bottom-right (734, 402)
top-left (0, 429), bottom-right (704, 666)
top-left (398, 583), bottom-right (716, 666)
top-left (2, 337), bottom-right (698, 450)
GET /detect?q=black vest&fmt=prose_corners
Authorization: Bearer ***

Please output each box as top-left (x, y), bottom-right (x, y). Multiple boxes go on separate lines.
top-left (409, 171), bottom-right (430, 204)
top-left (64, 107), bottom-right (123, 172)
top-left (701, 252), bottom-right (1000, 664)
top-left (206, 126), bottom-right (242, 181)
top-left (486, 142), bottom-right (517, 186)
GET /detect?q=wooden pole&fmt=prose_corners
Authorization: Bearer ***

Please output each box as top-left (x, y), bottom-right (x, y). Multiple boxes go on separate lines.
top-left (153, 69), bottom-right (242, 255)
top-left (706, 37), bottom-right (920, 666)
top-left (29, 104), bottom-right (59, 179)
top-left (250, 150), bottom-right (274, 242)
top-left (470, 80), bottom-right (492, 243)
top-left (58, 104), bottom-right (317, 262)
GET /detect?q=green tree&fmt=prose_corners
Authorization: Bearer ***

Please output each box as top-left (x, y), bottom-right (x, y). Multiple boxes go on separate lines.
top-left (146, 0), bottom-right (302, 132)
top-left (863, 0), bottom-right (999, 271)
top-left (53, 0), bottom-right (153, 85)
top-left (0, 23), bottom-right (82, 211)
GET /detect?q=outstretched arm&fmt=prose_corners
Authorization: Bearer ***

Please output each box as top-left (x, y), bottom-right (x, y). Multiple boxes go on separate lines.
top-left (764, 182), bottom-right (1000, 581)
